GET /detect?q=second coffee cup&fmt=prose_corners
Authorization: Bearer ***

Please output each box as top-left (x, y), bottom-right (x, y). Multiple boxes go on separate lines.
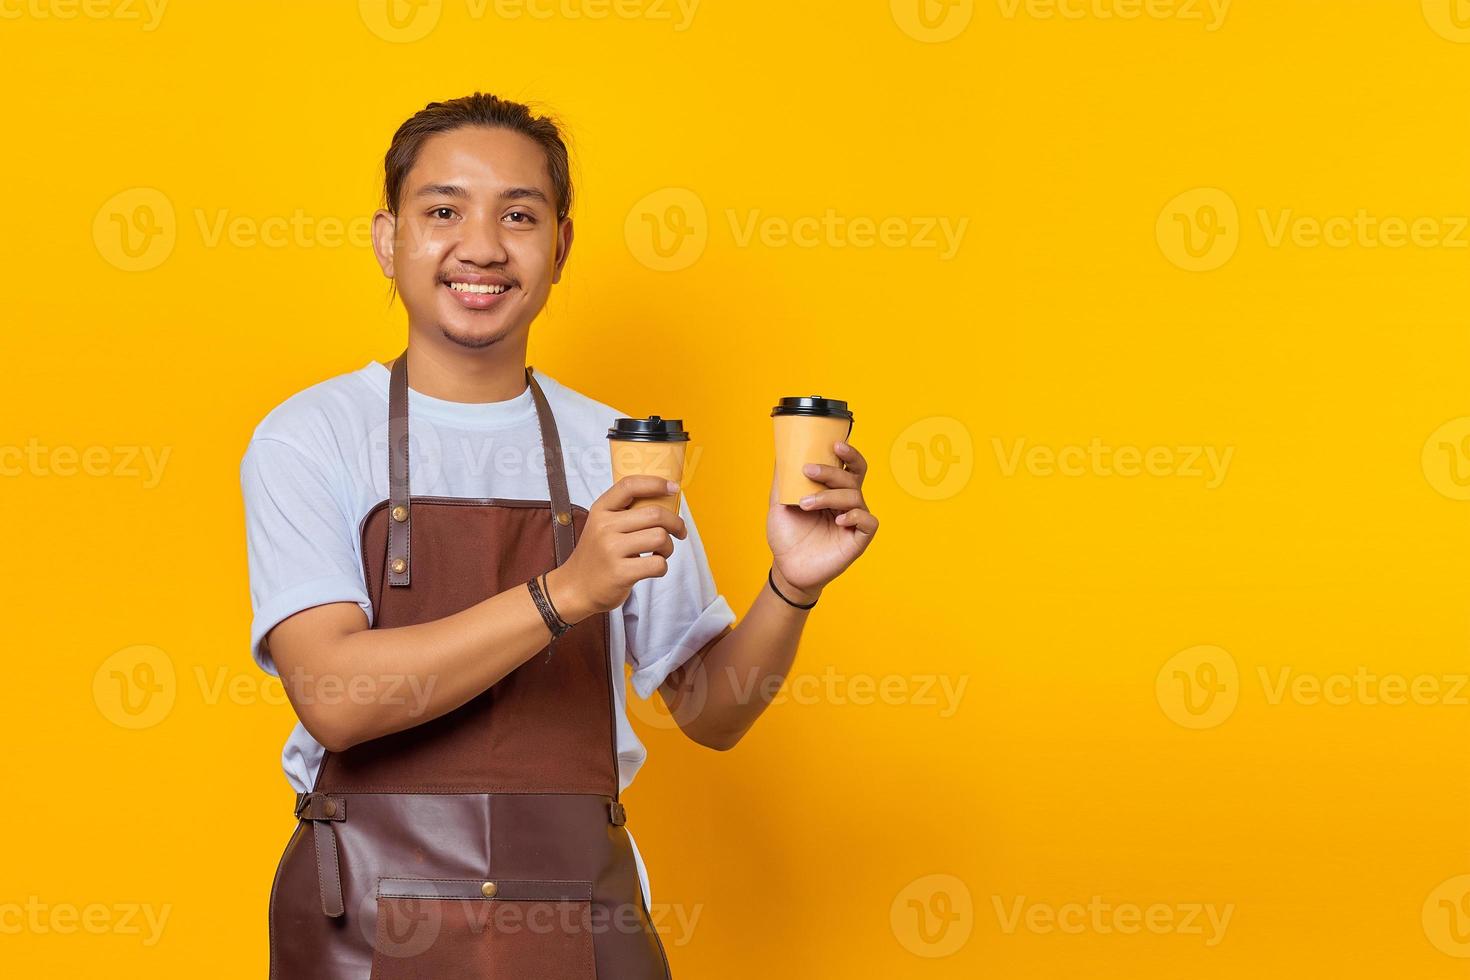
top-left (607, 415), bottom-right (690, 513)
top-left (772, 395), bottom-right (854, 506)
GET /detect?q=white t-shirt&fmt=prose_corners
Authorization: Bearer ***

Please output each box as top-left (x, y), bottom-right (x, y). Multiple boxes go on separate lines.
top-left (239, 359), bottom-right (736, 908)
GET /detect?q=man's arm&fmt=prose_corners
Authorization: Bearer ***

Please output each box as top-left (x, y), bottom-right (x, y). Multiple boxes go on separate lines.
top-left (266, 475), bottom-right (685, 752)
top-left (268, 582), bottom-right (568, 753)
top-left (657, 565), bottom-right (816, 750)
top-left (658, 439), bottom-right (879, 750)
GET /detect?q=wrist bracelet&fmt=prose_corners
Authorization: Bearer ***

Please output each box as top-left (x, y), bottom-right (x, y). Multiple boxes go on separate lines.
top-left (768, 567), bottom-right (818, 610)
top-left (539, 572), bottom-right (571, 630)
top-left (527, 574), bottom-right (572, 655)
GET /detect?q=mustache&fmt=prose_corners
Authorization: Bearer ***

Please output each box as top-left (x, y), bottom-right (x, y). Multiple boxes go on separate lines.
top-left (437, 269), bottom-right (517, 284)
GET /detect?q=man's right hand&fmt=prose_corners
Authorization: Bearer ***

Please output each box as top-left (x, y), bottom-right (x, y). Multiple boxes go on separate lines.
top-left (545, 475), bottom-right (688, 623)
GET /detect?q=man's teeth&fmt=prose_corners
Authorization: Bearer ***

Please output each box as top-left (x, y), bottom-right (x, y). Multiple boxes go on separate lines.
top-left (447, 282), bottom-right (510, 294)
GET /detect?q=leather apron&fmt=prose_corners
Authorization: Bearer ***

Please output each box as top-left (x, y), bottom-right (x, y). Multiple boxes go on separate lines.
top-left (267, 352), bottom-right (672, 978)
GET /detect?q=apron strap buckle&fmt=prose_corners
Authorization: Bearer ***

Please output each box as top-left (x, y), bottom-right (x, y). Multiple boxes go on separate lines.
top-left (294, 793), bottom-right (346, 918)
top-left (609, 800), bottom-right (627, 826)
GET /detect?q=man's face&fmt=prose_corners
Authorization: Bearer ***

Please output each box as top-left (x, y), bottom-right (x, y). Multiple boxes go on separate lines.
top-left (372, 125), bottom-right (572, 350)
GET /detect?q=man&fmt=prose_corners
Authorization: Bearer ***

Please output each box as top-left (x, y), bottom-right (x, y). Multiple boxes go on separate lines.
top-left (241, 92), bottom-right (878, 978)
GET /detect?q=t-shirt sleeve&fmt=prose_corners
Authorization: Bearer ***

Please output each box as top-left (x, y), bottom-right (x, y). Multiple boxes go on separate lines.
top-left (623, 493), bottom-right (737, 700)
top-left (240, 436), bottom-right (372, 676)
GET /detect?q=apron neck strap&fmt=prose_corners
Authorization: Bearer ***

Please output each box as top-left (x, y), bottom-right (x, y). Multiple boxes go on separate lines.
top-left (524, 363), bottom-right (577, 566)
top-left (386, 349), bottom-right (576, 588)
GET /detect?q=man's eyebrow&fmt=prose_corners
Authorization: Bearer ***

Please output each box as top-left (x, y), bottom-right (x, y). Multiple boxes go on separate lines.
top-left (414, 183), bottom-right (469, 200)
top-left (500, 186), bottom-right (550, 205)
top-left (410, 184), bottom-right (551, 206)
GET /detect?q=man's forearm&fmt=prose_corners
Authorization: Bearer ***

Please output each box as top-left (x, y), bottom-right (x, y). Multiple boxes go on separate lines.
top-left (273, 569), bottom-right (579, 752)
top-left (658, 566), bottom-right (818, 750)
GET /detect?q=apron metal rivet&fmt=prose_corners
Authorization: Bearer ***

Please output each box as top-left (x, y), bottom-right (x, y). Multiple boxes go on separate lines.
top-left (555, 511), bottom-right (571, 526)
top-left (391, 558), bottom-right (407, 575)
top-left (391, 505), bottom-right (408, 522)
top-left (481, 881), bottom-right (498, 898)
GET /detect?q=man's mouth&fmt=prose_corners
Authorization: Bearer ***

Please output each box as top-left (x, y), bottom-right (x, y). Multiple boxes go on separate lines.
top-left (441, 276), bottom-right (515, 310)
top-left (446, 282), bottom-right (510, 295)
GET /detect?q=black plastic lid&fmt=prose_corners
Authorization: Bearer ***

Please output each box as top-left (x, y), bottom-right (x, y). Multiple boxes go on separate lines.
top-left (607, 415), bottom-right (691, 442)
top-left (770, 395), bottom-right (852, 420)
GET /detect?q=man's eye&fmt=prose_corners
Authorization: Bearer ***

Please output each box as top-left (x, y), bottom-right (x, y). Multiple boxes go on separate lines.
top-left (430, 207), bottom-right (456, 220)
top-left (505, 211), bottom-right (534, 224)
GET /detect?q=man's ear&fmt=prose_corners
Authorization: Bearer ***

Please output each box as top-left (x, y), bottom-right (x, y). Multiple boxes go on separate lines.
top-left (371, 209), bottom-right (397, 279)
top-left (551, 217), bottom-right (575, 285)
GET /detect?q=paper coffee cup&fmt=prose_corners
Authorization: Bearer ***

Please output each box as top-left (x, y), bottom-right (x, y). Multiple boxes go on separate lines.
top-left (772, 395), bottom-right (854, 506)
top-left (607, 415), bottom-right (690, 513)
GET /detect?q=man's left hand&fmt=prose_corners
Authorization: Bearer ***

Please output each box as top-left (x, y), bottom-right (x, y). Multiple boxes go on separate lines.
top-left (767, 440), bottom-right (879, 604)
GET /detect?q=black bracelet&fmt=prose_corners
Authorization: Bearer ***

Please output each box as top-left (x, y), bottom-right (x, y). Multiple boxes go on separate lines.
top-left (539, 572), bottom-right (571, 631)
top-left (768, 567), bottom-right (818, 610)
top-left (527, 575), bottom-right (572, 652)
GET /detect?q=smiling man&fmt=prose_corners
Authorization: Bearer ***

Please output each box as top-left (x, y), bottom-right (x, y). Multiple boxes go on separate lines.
top-left (241, 93), bottom-right (878, 978)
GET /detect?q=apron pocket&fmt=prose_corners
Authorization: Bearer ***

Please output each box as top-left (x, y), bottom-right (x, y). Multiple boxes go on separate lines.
top-left (369, 877), bottom-right (597, 980)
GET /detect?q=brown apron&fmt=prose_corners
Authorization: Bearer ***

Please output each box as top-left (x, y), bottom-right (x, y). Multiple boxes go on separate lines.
top-left (267, 352), bottom-right (672, 978)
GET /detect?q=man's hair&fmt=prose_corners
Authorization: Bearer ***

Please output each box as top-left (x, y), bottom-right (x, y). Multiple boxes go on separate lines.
top-left (383, 92), bottom-right (574, 221)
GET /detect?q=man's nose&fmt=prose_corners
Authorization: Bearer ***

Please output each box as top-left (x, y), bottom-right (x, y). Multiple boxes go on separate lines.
top-left (453, 215), bottom-right (508, 266)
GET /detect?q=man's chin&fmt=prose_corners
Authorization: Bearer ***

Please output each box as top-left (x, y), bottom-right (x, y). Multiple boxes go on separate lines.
top-left (436, 313), bottom-right (522, 350)
top-left (440, 322), bottom-right (508, 349)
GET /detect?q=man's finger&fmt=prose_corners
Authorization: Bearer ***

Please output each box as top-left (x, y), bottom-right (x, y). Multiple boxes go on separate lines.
top-left (625, 553), bottom-right (670, 581)
top-left (799, 488), bottom-right (865, 513)
top-left (833, 440), bottom-right (868, 479)
top-left (612, 504), bottom-right (687, 539)
top-left (836, 508), bottom-right (879, 539)
top-left (599, 475), bottom-right (680, 512)
top-left (620, 527), bottom-right (675, 559)
top-left (801, 462), bottom-right (860, 490)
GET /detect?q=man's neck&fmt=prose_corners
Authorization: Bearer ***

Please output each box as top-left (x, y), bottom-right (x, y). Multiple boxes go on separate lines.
top-left (383, 335), bottom-right (530, 404)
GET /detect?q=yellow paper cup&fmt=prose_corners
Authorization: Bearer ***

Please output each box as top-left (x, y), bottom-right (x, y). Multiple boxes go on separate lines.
top-left (772, 395), bottom-right (854, 506)
top-left (607, 415), bottom-right (690, 513)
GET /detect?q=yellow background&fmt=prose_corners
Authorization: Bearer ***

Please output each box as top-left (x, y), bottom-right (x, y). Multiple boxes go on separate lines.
top-left (3, 0), bottom-right (1468, 976)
